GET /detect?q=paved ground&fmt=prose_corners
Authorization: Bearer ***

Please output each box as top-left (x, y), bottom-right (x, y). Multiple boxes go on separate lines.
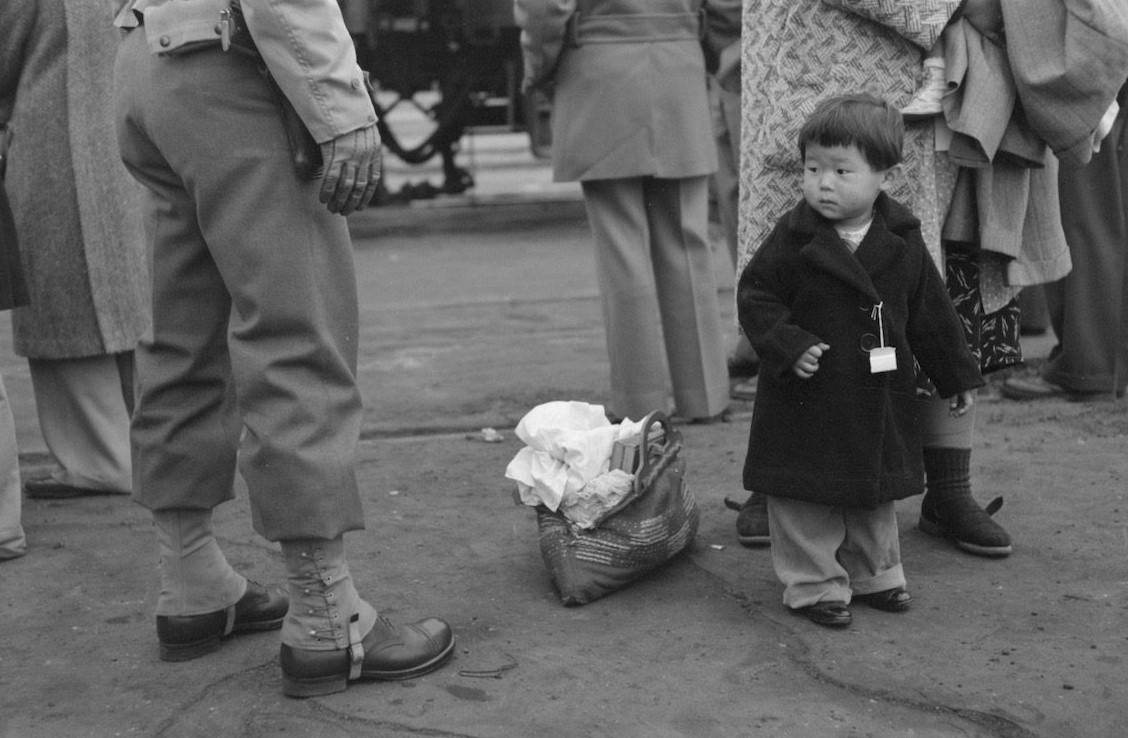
top-left (1, 136), bottom-right (1126, 738)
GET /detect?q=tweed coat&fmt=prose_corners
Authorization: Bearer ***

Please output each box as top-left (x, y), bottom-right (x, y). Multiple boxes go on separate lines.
top-left (0, 0), bottom-right (150, 359)
top-left (738, 194), bottom-right (984, 509)
top-left (515, 0), bottom-right (724, 182)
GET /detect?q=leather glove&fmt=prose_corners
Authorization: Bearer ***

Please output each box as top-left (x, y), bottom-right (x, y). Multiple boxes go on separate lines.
top-left (318, 124), bottom-right (382, 215)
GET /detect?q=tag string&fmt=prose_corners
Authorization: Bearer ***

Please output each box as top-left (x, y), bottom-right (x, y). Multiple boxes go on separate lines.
top-left (869, 302), bottom-right (885, 348)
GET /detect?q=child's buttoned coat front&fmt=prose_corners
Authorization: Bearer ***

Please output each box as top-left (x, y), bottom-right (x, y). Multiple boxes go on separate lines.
top-left (738, 193), bottom-right (984, 509)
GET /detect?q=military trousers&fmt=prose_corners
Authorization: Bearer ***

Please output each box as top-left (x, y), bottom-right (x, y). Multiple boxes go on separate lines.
top-left (114, 28), bottom-right (365, 541)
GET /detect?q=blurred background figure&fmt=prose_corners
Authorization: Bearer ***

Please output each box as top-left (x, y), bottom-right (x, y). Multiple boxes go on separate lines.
top-left (516, 0), bottom-right (740, 423)
top-left (705, 0), bottom-right (760, 397)
top-left (0, 0), bottom-right (149, 500)
top-left (1002, 84), bottom-right (1128, 402)
top-left (0, 116), bottom-right (29, 561)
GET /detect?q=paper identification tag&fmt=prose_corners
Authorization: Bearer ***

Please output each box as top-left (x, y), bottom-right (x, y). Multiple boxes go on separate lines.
top-left (869, 346), bottom-right (897, 374)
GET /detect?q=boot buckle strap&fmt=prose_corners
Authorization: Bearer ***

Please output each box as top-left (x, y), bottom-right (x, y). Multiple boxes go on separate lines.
top-left (347, 614), bottom-right (364, 680)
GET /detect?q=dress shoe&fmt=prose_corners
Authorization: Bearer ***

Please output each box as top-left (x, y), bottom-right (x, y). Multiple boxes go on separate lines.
top-left (24, 477), bottom-right (125, 499)
top-left (853, 587), bottom-right (912, 612)
top-left (792, 601), bottom-right (851, 628)
top-left (157, 579), bottom-right (288, 661)
top-left (280, 614), bottom-right (454, 698)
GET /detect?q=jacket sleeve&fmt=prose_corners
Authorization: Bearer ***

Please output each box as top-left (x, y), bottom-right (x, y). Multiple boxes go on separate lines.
top-left (819, 0), bottom-right (961, 51)
top-left (1003, 0), bottom-right (1128, 166)
top-left (736, 222), bottom-right (823, 379)
top-left (240, 0), bottom-right (377, 143)
top-left (903, 233), bottom-right (985, 397)
top-left (514, 0), bottom-right (576, 92)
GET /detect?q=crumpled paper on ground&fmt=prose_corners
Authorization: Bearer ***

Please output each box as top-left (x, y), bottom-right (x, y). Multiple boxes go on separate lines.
top-left (504, 401), bottom-right (644, 527)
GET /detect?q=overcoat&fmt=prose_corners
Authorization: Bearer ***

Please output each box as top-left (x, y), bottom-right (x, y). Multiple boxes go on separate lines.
top-left (515, 0), bottom-right (718, 182)
top-left (738, 194), bottom-right (984, 509)
top-left (0, 0), bottom-right (150, 359)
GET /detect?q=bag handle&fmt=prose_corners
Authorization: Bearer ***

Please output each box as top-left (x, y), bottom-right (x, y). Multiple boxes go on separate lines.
top-left (582, 410), bottom-right (682, 528)
top-left (632, 411), bottom-right (682, 495)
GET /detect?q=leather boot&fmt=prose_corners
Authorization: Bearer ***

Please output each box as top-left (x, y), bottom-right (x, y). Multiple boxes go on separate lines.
top-left (278, 537), bottom-right (454, 698)
top-left (919, 447), bottom-right (1012, 557)
top-left (154, 509), bottom-right (288, 661)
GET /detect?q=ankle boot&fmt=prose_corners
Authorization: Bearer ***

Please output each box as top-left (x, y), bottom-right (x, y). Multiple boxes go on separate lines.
top-left (154, 509), bottom-right (288, 661)
top-left (278, 537), bottom-right (454, 698)
top-left (901, 58), bottom-right (947, 119)
top-left (919, 448), bottom-right (1012, 557)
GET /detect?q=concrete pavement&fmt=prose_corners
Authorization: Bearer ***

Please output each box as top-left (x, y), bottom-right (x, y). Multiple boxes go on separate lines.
top-left (1, 138), bottom-right (1126, 737)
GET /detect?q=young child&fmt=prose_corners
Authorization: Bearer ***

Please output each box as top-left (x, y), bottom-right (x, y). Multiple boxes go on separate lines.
top-left (737, 94), bottom-right (984, 628)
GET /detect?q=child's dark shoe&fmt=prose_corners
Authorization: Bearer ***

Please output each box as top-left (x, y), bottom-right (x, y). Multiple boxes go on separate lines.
top-left (792, 601), bottom-right (851, 628)
top-left (853, 587), bottom-right (912, 612)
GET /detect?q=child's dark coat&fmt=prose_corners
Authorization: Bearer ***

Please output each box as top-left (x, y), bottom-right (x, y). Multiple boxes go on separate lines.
top-left (738, 193), bottom-right (984, 508)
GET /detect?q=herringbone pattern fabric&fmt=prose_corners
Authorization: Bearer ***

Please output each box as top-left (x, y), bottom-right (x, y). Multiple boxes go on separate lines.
top-left (736, 0), bottom-right (960, 274)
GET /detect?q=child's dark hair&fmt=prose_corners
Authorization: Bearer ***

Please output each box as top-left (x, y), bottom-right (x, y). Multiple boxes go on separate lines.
top-left (798, 93), bottom-right (904, 171)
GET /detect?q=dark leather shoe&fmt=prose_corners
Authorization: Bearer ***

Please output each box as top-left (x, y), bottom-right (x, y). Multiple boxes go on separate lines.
top-left (853, 587), bottom-right (912, 612)
top-left (24, 477), bottom-right (125, 499)
top-left (157, 580), bottom-right (288, 662)
top-left (724, 494), bottom-right (770, 547)
top-left (792, 601), bottom-right (851, 628)
top-left (280, 614), bottom-right (455, 698)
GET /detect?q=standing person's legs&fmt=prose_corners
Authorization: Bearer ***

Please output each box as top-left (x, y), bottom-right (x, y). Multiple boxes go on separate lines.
top-left (644, 176), bottom-right (729, 419)
top-left (0, 372), bottom-right (26, 561)
top-left (918, 395), bottom-right (1012, 556)
top-left (582, 177), bottom-right (670, 419)
top-left (715, 82), bottom-right (759, 381)
top-left (116, 31), bottom-right (452, 688)
top-left (24, 354), bottom-right (133, 496)
top-left (1041, 109), bottom-right (1128, 396)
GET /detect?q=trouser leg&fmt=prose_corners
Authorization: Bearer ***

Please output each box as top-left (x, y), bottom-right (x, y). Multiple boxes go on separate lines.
top-left (644, 176), bottom-right (729, 418)
top-left (766, 496), bottom-right (852, 608)
top-left (837, 503), bottom-right (905, 596)
top-left (115, 31), bottom-right (364, 540)
top-left (0, 372), bottom-right (25, 561)
top-left (28, 354), bottom-right (133, 493)
top-left (1043, 109), bottom-right (1128, 395)
top-left (582, 178), bottom-right (669, 418)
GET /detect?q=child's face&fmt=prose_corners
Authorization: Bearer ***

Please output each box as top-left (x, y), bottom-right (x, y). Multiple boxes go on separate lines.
top-left (801, 143), bottom-right (896, 228)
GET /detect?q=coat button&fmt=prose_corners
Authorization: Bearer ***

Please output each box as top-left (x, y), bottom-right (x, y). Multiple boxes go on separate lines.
top-left (159, 35), bottom-right (171, 47)
top-left (351, 78), bottom-right (361, 89)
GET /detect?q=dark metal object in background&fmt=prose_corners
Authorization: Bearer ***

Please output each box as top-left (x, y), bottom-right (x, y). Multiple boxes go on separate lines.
top-left (347, 0), bottom-right (546, 201)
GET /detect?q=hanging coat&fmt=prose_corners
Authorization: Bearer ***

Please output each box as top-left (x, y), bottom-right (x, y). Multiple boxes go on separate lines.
top-left (0, 0), bottom-right (150, 359)
top-left (515, 0), bottom-right (723, 182)
top-left (738, 194), bottom-right (984, 509)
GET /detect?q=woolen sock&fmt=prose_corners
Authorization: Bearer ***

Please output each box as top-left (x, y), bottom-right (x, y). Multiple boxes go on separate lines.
top-left (922, 446), bottom-right (972, 503)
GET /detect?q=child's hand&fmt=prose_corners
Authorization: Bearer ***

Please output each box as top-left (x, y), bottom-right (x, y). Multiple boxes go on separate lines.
top-left (949, 390), bottom-right (976, 417)
top-left (792, 342), bottom-right (830, 379)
